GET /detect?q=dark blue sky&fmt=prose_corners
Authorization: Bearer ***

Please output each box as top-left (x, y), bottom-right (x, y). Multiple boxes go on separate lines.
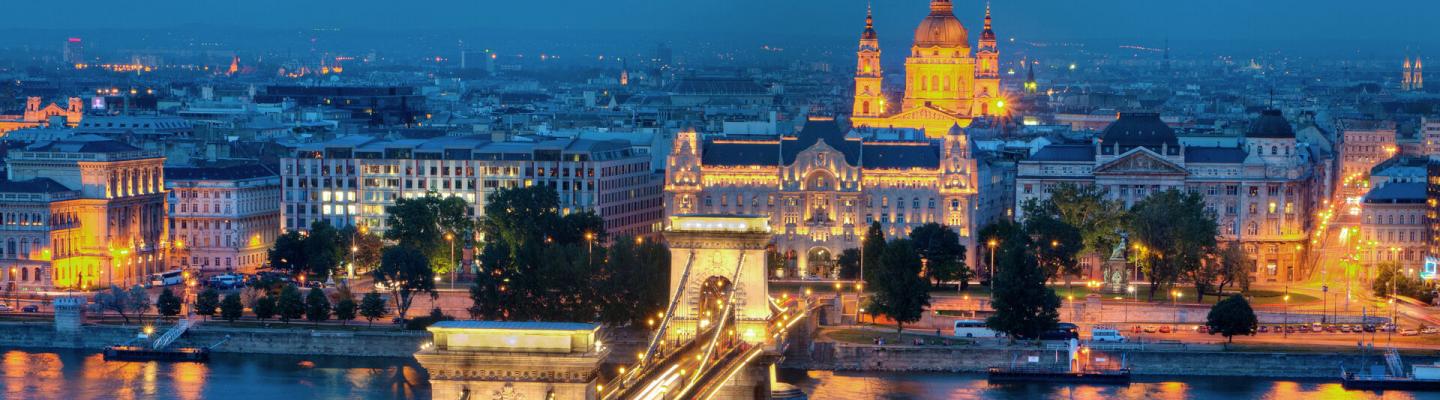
top-left (6, 0), bottom-right (1436, 54)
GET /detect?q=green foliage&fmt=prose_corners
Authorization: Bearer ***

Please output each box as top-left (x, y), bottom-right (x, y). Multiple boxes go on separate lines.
top-left (359, 292), bottom-right (388, 326)
top-left (276, 285), bottom-right (305, 323)
top-left (1206, 294), bottom-right (1258, 345)
top-left (908, 223), bottom-right (968, 288)
top-left (1044, 183), bottom-right (1128, 259)
top-left (340, 226), bottom-right (384, 272)
top-left (334, 298), bottom-right (358, 325)
top-left (374, 246), bottom-right (436, 321)
top-left (157, 288), bottom-right (182, 317)
top-left (268, 231), bottom-right (308, 275)
top-left (194, 288), bottom-right (220, 319)
top-left (253, 294), bottom-right (277, 320)
top-left (837, 248), bottom-right (862, 281)
top-left (1373, 262), bottom-right (1436, 303)
top-left (406, 307), bottom-right (455, 330)
top-left (305, 287), bottom-right (332, 324)
top-left (977, 220), bottom-right (1023, 283)
top-left (865, 239), bottom-right (932, 333)
top-left (985, 223), bottom-right (1061, 340)
top-left (386, 194), bottom-right (477, 275)
top-left (303, 221), bottom-right (344, 281)
top-left (1128, 189), bottom-right (1218, 300)
top-left (219, 293), bottom-right (244, 322)
top-left (469, 185), bottom-right (645, 323)
top-left (861, 222), bottom-right (886, 283)
top-left (1020, 198), bottom-right (1085, 282)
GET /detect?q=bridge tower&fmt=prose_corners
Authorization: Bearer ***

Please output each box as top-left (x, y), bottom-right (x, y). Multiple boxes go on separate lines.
top-left (663, 214), bottom-right (774, 343)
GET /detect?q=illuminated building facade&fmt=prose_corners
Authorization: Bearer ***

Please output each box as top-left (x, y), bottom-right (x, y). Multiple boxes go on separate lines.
top-left (0, 136), bottom-right (168, 290)
top-left (1403, 57), bottom-right (1424, 91)
top-left (166, 164), bottom-right (281, 274)
top-left (850, 0), bottom-right (1003, 136)
top-left (1359, 182), bottom-right (1427, 275)
top-left (281, 135), bottom-right (661, 239)
top-left (1337, 119), bottom-right (1398, 202)
top-left (1015, 111), bottom-right (1319, 283)
top-left (664, 117), bottom-right (978, 278)
top-left (0, 97), bottom-right (84, 133)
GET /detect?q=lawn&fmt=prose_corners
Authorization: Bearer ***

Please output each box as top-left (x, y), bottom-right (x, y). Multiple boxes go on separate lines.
top-left (822, 328), bottom-right (972, 346)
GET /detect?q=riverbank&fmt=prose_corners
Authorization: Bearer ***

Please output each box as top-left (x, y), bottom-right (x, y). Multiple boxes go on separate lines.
top-left (0, 321), bottom-right (430, 358)
top-left (784, 340), bottom-right (1440, 379)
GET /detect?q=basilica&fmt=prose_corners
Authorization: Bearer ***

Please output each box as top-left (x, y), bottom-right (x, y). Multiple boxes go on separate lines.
top-left (851, 0), bottom-right (1002, 136)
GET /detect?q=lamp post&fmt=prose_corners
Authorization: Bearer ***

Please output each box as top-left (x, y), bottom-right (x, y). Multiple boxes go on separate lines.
top-left (1283, 293), bottom-right (1290, 338)
top-left (446, 233), bottom-right (455, 289)
top-left (1125, 284), bottom-right (1135, 324)
top-left (987, 239), bottom-right (998, 296)
top-left (585, 232), bottom-right (595, 265)
top-left (1171, 289), bottom-right (1181, 325)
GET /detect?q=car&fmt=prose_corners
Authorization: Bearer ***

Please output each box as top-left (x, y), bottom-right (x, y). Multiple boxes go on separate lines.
top-left (1131, 325), bottom-right (1143, 333)
top-left (1353, 325), bottom-right (1364, 333)
top-left (1285, 326), bottom-right (1296, 334)
top-left (1039, 323), bottom-right (1080, 341)
top-left (1158, 325), bottom-right (1173, 334)
top-left (1421, 327), bottom-right (1439, 335)
top-left (1338, 325), bottom-right (1350, 333)
top-left (1143, 326), bottom-right (1158, 333)
top-left (1257, 326), bottom-right (1268, 333)
top-left (1091, 328), bottom-right (1126, 342)
top-left (1198, 325), bottom-right (1210, 334)
top-left (0, 304), bottom-right (10, 312)
top-left (1364, 325), bottom-right (1378, 333)
top-left (1401, 329), bottom-right (1420, 336)
top-left (20, 305), bottom-right (38, 313)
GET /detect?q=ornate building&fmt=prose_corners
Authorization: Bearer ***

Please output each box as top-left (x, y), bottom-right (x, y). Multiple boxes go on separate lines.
top-left (1403, 57), bottom-right (1424, 91)
top-left (851, 0), bottom-right (1002, 136)
top-left (664, 117), bottom-right (978, 278)
top-left (1015, 112), bottom-right (1320, 283)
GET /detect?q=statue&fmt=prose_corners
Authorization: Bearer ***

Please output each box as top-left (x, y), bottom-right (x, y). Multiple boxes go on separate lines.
top-left (1101, 233), bottom-right (1130, 294)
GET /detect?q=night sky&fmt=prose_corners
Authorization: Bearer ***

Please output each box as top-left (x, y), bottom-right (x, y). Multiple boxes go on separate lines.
top-left (4, 0), bottom-right (1436, 55)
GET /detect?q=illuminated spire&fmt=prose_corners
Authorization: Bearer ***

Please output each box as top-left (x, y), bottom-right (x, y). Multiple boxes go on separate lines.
top-left (984, 2), bottom-right (992, 30)
top-left (930, 0), bottom-right (953, 15)
top-left (980, 2), bottom-right (995, 42)
top-left (861, 3), bottom-right (878, 41)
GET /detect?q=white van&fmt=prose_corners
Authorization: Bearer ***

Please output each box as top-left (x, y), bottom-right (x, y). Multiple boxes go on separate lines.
top-left (1091, 328), bottom-right (1126, 342)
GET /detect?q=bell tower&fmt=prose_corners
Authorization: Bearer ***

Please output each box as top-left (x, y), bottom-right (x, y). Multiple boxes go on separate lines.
top-left (1404, 57), bottom-right (1414, 91)
top-left (665, 129), bottom-right (703, 219)
top-left (853, 6), bottom-right (886, 118)
top-left (973, 4), bottom-right (1001, 116)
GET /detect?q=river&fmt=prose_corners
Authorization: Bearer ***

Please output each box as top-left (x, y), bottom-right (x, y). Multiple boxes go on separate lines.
top-left (3, 349), bottom-right (1439, 399)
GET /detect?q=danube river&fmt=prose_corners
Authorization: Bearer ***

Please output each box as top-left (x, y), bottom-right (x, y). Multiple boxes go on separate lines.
top-left (4, 349), bottom-right (1440, 399)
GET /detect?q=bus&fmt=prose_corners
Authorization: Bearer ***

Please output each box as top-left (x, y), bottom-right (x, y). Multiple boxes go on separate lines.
top-left (953, 320), bottom-right (1000, 338)
top-left (149, 270), bottom-right (183, 287)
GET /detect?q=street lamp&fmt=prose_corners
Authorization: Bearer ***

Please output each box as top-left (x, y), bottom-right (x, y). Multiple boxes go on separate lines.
top-left (987, 239), bottom-right (999, 295)
top-left (1283, 293), bottom-right (1291, 338)
top-left (446, 233), bottom-right (455, 289)
top-left (1125, 285), bottom-right (1136, 324)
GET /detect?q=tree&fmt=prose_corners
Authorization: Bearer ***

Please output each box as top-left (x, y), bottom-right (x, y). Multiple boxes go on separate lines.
top-left (129, 285), bottom-right (152, 321)
top-left (861, 222), bottom-right (886, 283)
top-left (220, 293), bottom-right (244, 322)
top-left (303, 220), bottom-right (344, 282)
top-left (1128, 189), bottom-right (1218, 300)
top-left (359, 292), bottom-right (387, 326)
top-left (1044, 183), bottom-right (1128, 264)
top-left (305, 287), bottom-right (332, 324)
top-left (865, 239), bottom-right (931, 333)
top-left (268, 230), bottom-right (308, 276)
top-left (341, 225), bottom-right (385, 273)
top-left (908, 223), bottom-right (969, 289)
top-left (977, 220), bottom-right (1023, 284)
top-left (1020, 199), bottom-right (1085, 285)
top-left (374, 246), bottom-right (436, 321)
top-left (254, 294), bottom-right (277, 320)
top-left (1373, 262), bottom-right (1437, 303)
top-left (836, 248), bottom-right (862, 281)
top-left (93, 285), bottom-right (138, 324)
top-left (335, 297), bottom-right (358, 326)
top-left (1213, 243), bottom-right (1253, 297)
top-left (194, 288), bottom-right (220, 320)
top-left (276, 284), bottom-right (305, 323)
top-left (385, 194), bottom-right (474, 275)
top-left (1206, 294), bottom-right (1258, 346)
top-left (986, 229), bottom-right (1061, 341)
top-left (592, 236), bottom-right (669, 326)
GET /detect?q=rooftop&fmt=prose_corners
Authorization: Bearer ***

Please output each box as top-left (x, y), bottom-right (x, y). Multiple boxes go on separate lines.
top-left (429, 320), bottom-right (599, 332)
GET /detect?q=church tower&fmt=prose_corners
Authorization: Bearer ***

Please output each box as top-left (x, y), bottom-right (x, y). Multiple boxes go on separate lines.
top-left (972, 4), bottom-right (1001, 116)
top-left (853, 6), bottom-right (886, 118)
top-left (1404, 57), bottom-right (1414, 91)
top-left (901, 0), bottom-right (974, 115)
top-left (1416, 57), bottom-right (1424, 90)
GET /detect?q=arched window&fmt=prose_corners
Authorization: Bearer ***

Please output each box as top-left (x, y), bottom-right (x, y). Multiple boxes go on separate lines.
top-left (1271, 146), bottom-right (1278, 155)
top-left (920, 76), bottom-right (927, 91)
top-left (931, 76), bottom-right (940, 91)
top-left (21, 268), bottom-right (27, 281)
top-left (862, 101), bottom-right (870, 114)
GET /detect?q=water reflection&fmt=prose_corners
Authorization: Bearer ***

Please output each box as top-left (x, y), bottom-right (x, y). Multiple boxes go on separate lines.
top-left (0, 349), bottom-right (429, 400)
top-left (778, 369), bottom-right (1440, 400)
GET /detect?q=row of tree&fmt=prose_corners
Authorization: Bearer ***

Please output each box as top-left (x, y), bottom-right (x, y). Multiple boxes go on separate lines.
top-left (269, 222), bottom-right (383, 282)
top-left (859, 222), bottom-right (974, 332)
top-left (92, 284), bottom-right (392, 326)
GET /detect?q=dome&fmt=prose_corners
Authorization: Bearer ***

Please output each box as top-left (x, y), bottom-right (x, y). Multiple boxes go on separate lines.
top-left (1246, 109), bottom-right (1295, 139)
top-left (913, 0), bottom-right (969, 48)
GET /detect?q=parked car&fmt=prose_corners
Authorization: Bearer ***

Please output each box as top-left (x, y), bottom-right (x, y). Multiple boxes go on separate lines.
top-left (1038, 323), bottom-right (1080, 341)
top-left (1364, 325), bottom-right (1378, 333)
top-left (1285, 326), bottom-right (1296, 334)
top-left (1352, 325), bottom-right (1364, 333)
top-left (1091, 328), bottom-right (1126, 342)
top-left (1158, 325), bottom-right (1173, 334)
top-left (1338, 325), bottom-right (1350, 333)
top-left (1257, 326), bottom-right (1267, 333)
top-left (1143, 326), bottom-right (1158, 333)
top-left (1131, 325), bottom-right (1143, 334)
top-left (1401, 329), bottom-right (1420, 336)
top-left (1298, 325), bottom-right (1311, 333)
top-left (1421, 327), bottom-right (1439, 335)
top-left (0, 304), bottom-right (10, 312)
top-left (20, 305), bottom-right (38, 313)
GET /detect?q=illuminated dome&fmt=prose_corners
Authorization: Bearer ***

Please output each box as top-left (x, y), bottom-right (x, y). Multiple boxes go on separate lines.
top-left (913, 0), bottom-right (969, 49)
